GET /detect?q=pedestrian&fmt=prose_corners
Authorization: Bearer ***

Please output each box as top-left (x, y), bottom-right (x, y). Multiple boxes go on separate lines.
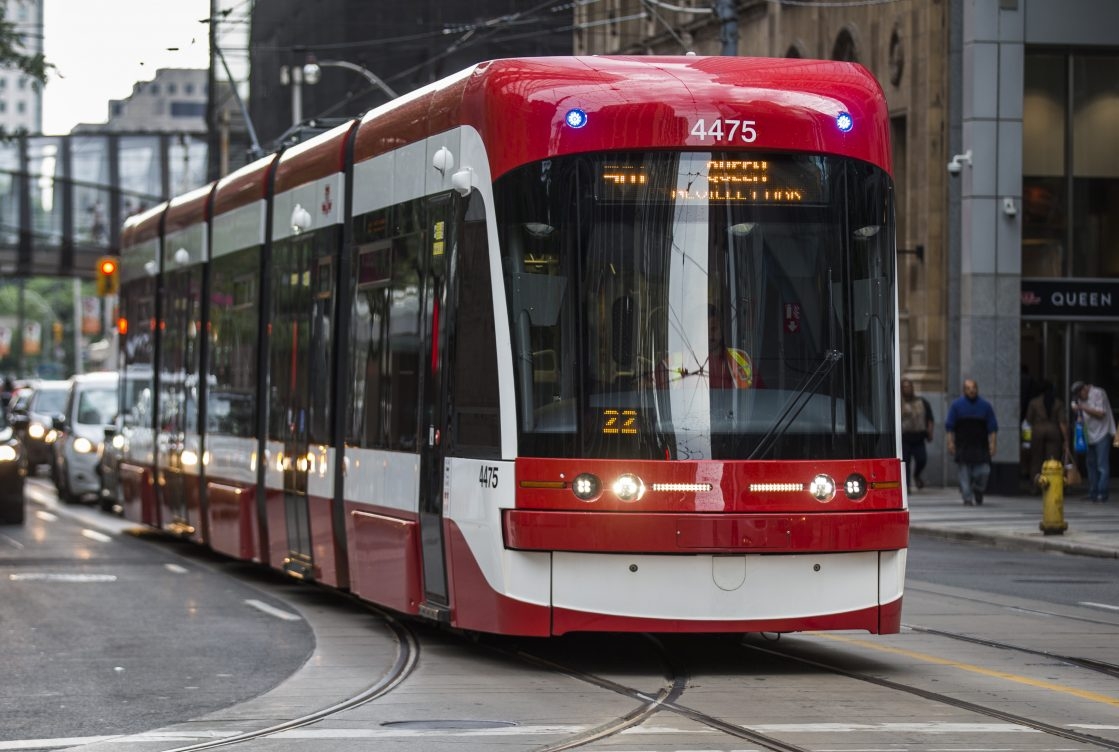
top-left (1070, 380), bottom-right (1115, 503)
top-left (900, 378), bottom-right (934, 491)
top-left (1024, 380), bottom-right (1068, 486)
top-left (945, 378), bottom-right (998, 506)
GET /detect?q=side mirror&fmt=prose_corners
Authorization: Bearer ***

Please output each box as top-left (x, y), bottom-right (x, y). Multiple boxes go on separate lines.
top-left (52, 414), bottom-right (67, 432)
top-left (10, 414), bottom-right (29, 431)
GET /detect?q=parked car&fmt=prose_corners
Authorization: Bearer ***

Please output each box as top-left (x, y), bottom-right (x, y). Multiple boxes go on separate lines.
top-left (10, 379), bottom-right (71, 473)
top-left (53, 372), bottom-right (119, 504)
top-left (0, 407), bottom-right (28, 524)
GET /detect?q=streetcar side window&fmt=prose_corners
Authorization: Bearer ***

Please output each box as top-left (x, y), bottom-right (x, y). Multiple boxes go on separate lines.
top-left (207, 246), bottom-right (259, 437)
top-left (447, 189), bottom-right (501, 457)
top-left (346, 200), bottom-right (424, 452)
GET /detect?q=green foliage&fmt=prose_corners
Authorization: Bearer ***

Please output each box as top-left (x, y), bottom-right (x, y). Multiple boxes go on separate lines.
top-left (0, 4), bottom-right (48, 81)
top-left (0, 3), bottom-right (51, 139)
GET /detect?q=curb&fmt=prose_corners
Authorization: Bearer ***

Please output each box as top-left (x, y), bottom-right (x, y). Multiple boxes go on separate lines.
top-left (910, 524), bottom-right (1119, 559)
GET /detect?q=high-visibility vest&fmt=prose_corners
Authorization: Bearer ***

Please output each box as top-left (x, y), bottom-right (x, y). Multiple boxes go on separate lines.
top-left (724, 347), bottom-right (754, 389)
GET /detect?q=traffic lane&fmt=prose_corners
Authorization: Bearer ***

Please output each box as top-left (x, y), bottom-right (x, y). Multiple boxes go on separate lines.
top-left (908, 533), bottom-right (1119, 612)
top-left (0, 490), bottom-right (314, 743)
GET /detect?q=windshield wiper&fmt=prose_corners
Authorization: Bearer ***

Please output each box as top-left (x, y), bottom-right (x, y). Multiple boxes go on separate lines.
top-left (747, 349), bottom-right (843, 460)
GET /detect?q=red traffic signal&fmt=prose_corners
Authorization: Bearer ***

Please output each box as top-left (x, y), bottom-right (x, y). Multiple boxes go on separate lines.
top-left (96, 256), bottom-right (120, 296)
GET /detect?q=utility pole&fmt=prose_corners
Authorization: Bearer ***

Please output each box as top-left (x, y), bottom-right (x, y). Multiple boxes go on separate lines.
top-left (715, 0), bottom-right (737, 56)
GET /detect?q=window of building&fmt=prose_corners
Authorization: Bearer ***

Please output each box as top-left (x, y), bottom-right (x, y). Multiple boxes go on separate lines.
top-left (184, 83), bottom-right (194, 95)
top-left (1023, 52), bottom-right (1119, 279)
top-left (150, 84), bottom-right (160, 95)
top-left (171, 101), bottom-right (206, 118)
top-left (168, 83), bottom-right (177, 95)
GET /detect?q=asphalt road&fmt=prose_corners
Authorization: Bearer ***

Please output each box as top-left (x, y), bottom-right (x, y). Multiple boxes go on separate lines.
top-left (0, 479), bottom-right (314, 742)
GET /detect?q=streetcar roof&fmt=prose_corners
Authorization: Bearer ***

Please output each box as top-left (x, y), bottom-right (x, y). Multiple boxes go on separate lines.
top-left (351, 55), bottom-right (892, 179)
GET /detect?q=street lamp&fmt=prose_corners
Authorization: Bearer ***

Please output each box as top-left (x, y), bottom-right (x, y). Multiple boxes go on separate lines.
top-left (302, 56), bottom-right (399, 101)
top-left (282, 54), bottom-right (398, 127)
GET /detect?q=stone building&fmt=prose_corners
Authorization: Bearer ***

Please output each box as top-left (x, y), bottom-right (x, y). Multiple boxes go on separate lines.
top-left (575, 0), bottom-right (1119, 493)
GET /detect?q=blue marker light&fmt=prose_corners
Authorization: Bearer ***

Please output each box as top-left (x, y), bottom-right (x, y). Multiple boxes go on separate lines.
top-left (565, 108), bottom-right (588, 129)
top-left (835, 112), bottom-right (854, 133)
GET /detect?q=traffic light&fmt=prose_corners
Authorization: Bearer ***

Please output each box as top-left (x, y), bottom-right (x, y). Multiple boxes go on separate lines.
top-left (96, 256), bottom-right (119, 297)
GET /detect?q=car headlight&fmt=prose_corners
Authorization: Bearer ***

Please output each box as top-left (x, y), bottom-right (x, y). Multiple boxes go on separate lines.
top-left (0, 445), bottom-right (18, 463)
top-left (73, 437), bottom-right (95, 454)
top-left (28, 422), bottom-right (46, 439)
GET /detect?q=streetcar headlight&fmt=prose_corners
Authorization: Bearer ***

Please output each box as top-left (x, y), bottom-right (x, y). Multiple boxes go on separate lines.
top-left (28, 422), bottom-right (46, 439)
top-left (808, 473), bottom-right (836, 502)
top-left (844, 473), bottom-right (868, 501)
top-left (73, 437), bottom-right (95, 454)
top-left (612, 473), bottom-right (645, 502)
top-left (572, 473), bottom-right (602, 502)
top-left (0, 445), bottom-right (18, 463)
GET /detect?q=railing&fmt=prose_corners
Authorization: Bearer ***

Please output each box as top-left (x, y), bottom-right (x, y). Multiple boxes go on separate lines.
top-left (0, 131), bottom-right (209, 278)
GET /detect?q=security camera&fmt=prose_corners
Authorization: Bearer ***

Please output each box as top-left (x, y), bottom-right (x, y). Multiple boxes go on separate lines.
top-left (947, 149), bottom-right (973, 176)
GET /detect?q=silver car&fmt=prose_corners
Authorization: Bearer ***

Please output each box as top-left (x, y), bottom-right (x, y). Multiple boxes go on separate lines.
top-left (53, 372), bottom-right (118, 503)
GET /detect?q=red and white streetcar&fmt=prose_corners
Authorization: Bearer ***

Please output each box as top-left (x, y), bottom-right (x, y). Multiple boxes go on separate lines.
top-left (116, 55), bottom-right (908, 636)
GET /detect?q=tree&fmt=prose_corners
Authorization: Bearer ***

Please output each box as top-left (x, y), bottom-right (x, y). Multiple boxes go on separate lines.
top-left (0, 2), bottom-right (51, 137)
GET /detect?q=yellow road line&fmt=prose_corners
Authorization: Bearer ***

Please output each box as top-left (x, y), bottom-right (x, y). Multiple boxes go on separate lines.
top-left (813, 632), bottom-right (1119, 707)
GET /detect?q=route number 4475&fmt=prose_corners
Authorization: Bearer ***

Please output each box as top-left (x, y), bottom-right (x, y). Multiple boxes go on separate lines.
top-left (690, 119), bottom-right (757, 143)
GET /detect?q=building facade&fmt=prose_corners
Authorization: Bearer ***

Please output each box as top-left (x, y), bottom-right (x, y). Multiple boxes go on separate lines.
top-left (575, 0), bottom-right (1119, 492)
top-left (71, 68), bottom-right (209, 134)
top-left (0, 0), bottom-right (44, 134)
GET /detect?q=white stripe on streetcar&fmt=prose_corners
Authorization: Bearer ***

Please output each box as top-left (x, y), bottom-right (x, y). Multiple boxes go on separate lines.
top-left (1078, 601), bottom-right (1119, 612)
top-left (244, 599), bottom-right (302, 621)
top-left (164, 563), bottom-right (188, 574)
top-left (81, 529), bottom-right (112, 542)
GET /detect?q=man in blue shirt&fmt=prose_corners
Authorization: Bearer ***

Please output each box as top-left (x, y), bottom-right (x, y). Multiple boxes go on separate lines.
top-left (945, 378), bottom-right (999, 506)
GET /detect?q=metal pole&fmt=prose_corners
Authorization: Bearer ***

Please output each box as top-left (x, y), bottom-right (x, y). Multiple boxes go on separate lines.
top-left (72, 278), bottom-right (83, 375)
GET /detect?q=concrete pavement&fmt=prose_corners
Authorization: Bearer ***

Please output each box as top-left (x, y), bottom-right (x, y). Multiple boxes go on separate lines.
top-left (907, 483), bottom-right (1119, 558)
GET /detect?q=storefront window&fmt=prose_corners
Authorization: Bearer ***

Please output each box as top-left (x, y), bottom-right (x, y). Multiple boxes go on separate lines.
top-left (1024, 53), bottom-right (1119, 280)
top-left (1023, 54), bottom-right (1067, 278)
top-left (1072, 56), bottom-right (1119, 278)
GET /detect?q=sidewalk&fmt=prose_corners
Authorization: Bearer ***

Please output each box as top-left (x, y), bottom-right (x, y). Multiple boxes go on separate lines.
top-left (907, 484), bottom-right (1119, 559)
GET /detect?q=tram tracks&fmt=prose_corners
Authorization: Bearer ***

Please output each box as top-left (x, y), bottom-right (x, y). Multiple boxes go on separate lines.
top-left (154, 609), bottom-right (420, 752)
top-left (739, 633), bottom-right (1119, 751)
top-left (905, 623), bottom-right (1119, 680)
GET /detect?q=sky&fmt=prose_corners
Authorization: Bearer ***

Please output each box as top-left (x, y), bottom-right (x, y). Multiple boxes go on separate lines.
top-left (41, 0), bottom-right (213, 134)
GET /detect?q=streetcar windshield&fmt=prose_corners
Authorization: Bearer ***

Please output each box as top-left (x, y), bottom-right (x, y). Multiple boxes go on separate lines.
top-left (496, 151), bottom-right (895, 460)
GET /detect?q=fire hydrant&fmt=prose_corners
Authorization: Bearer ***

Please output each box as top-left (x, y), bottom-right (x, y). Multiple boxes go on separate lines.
top-left (1036, 458), bottom-right (1068, 536)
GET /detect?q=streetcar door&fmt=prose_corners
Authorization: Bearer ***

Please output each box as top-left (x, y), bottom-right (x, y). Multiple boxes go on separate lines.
top-left (269, 235), bottom-right (315, 578)
top-left (417, 194), bottom-right (453, 611)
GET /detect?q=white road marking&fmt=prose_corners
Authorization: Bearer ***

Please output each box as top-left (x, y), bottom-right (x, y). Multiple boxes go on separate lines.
top-left (0, 722), bottom-right (1086, 752)
top-left (164, 563), bottom-right (188, 574)
top-left (0, 532), bottom-right (24, 549)
top-left (81, 528), bottom-right (112, 542)
top-left (244, 599), bottom-right (302, 621)
top-left (8, 573), bottom-right (118, 582)
top-left (0, 737), bottom-right (118, 750)
top-left (35, 510), bottom-right (57, 522)
top-left (1078, 601), bottom-right (1119, 612)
